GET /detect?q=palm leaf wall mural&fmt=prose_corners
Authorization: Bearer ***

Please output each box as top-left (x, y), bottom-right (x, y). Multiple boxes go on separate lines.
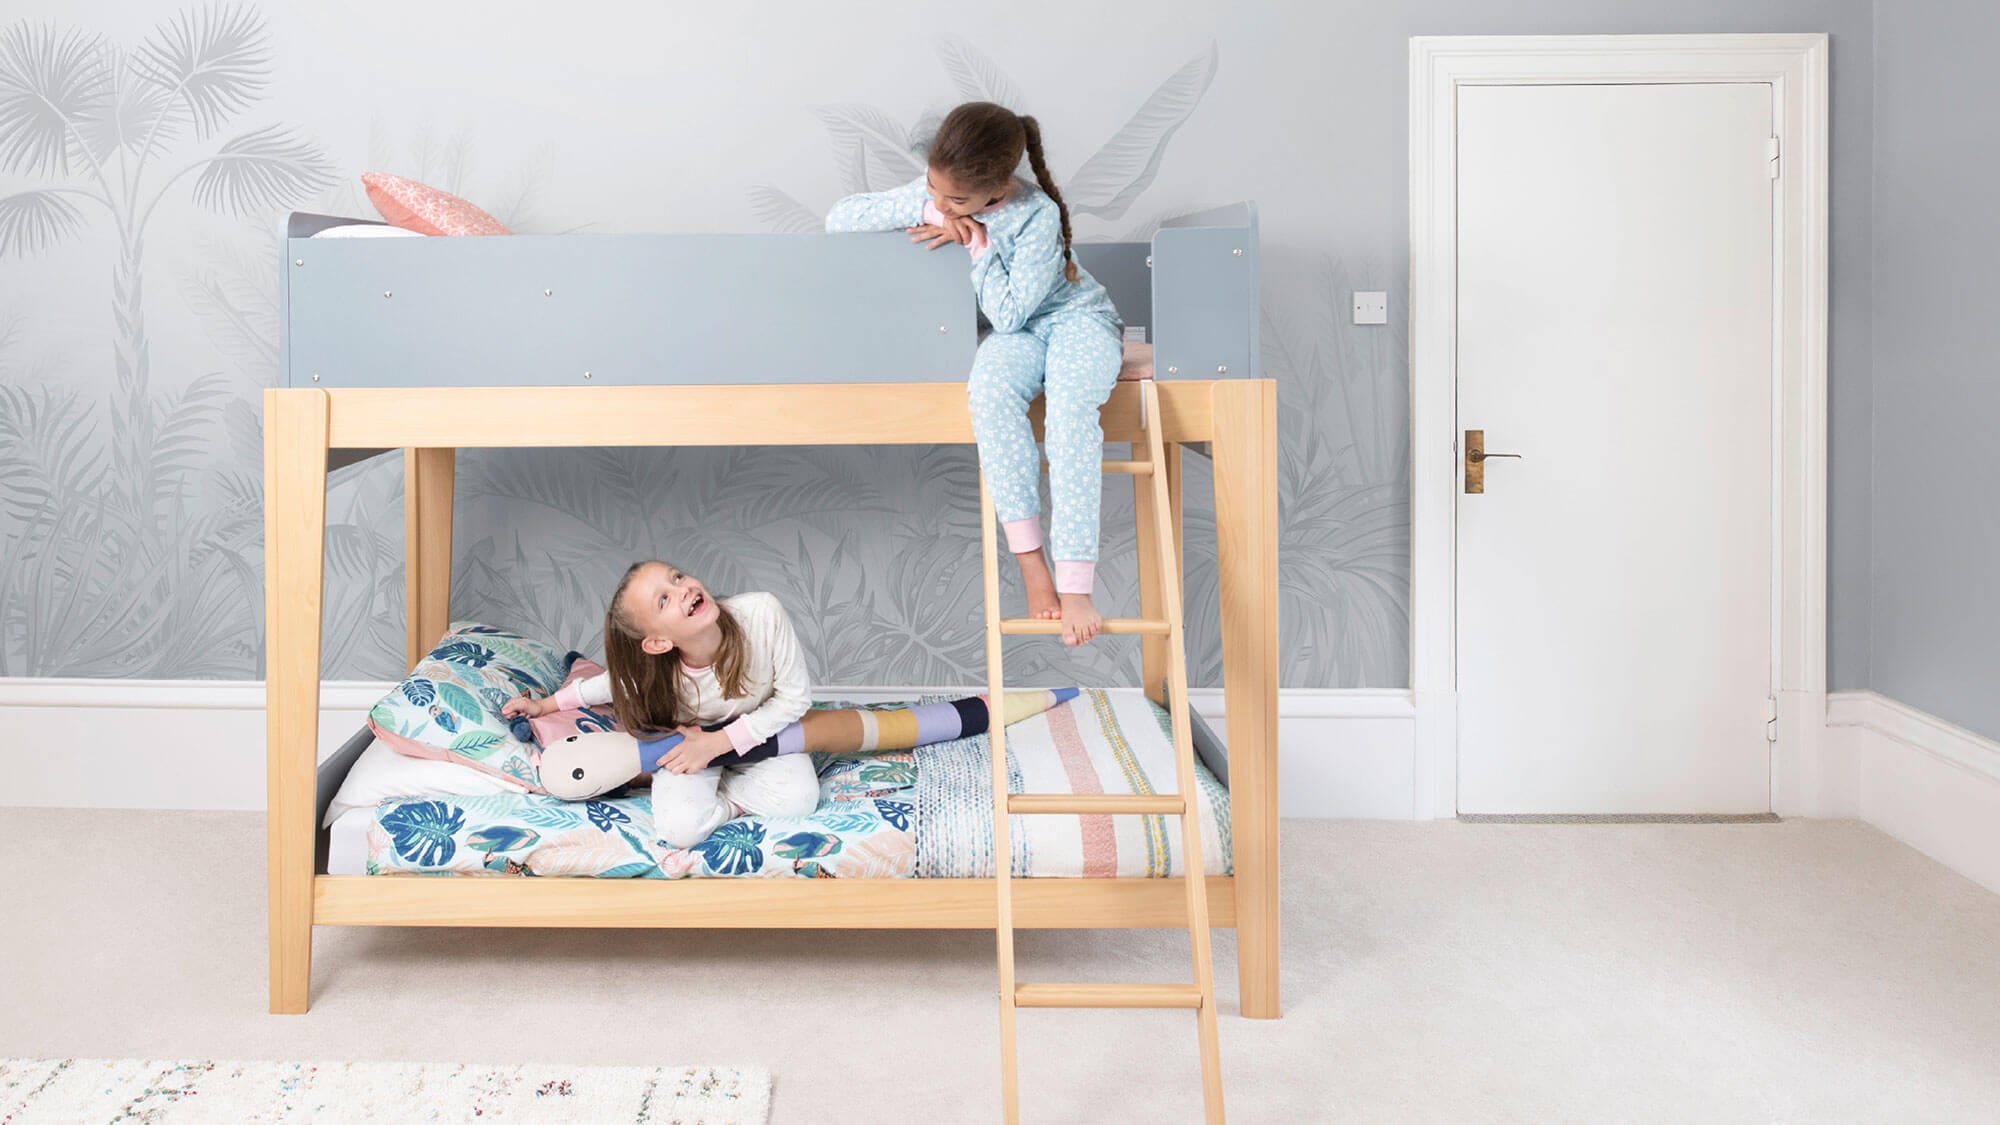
top-left (751, 37), bottom-right (1408, 688)
top-left (0, 4), bottom-right (332, 677)
top-left (0, 14), bottom-right (1409, 690)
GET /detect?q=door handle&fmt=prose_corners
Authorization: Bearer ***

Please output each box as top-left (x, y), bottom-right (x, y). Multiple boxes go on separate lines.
top-left (1464, 429), bottom-right (1521, 494)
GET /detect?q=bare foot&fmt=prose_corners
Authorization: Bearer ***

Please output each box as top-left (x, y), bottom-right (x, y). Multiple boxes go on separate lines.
top-left (1059, 593), bottom-right (1104, 646)
top-left (1016, 550), bottom-right (1062, 620)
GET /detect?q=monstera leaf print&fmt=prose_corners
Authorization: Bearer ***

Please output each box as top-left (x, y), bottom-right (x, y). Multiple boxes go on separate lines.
top-left (467, 826), bottom-right (540, 853)
top-left (399, 679), bottom-right (437, 707)
top-left (585, 801), bottom-right (631, 832)
top-left (381, 801), bottom-right (465, 866)
top-left (693, 821), bottom-right (765, 876)
top-left (432, 640), bottom-right (498, 667)
top-left (774, 831), bottom-right (843, 860)
top-left (873, 799), bottom-right (913, 832)
top-left (856, 761), bottom-right (915, 788)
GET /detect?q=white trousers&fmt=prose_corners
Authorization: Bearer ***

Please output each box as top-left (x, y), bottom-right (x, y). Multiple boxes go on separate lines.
top-left (652, 753), bottom-right (820, 849)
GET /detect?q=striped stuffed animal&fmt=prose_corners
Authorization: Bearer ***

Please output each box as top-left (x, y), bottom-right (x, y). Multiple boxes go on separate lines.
top-left (536, 689), bottom-right (1078, 801)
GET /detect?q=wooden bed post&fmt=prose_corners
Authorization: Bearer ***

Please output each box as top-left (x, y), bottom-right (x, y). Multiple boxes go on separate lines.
top-left (404, 448), bottom-right (455, 670)
top-left (1133, 441), bottom-right (1167, 707)
top-left (1134, 442), bottom-right (1189, 707)
top-left (265, 389), bottom-right (329, 1015)
top-left (1211, 380), bottom-right (1280, 1019)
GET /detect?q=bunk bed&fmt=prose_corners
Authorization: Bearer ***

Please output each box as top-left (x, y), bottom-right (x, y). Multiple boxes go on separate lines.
top-left (265, 204), bottom-right (1279, 1020)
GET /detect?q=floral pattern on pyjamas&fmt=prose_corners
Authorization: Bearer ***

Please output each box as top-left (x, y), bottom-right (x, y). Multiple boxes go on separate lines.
top-left (827, 175), bottom-right (1123, 591)
top-left (969, 314), bottom-right (1123, 571)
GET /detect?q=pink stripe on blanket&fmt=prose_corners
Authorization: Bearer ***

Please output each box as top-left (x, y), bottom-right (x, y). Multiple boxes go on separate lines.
top-left (1046, 703), bottom-right (1117, 877)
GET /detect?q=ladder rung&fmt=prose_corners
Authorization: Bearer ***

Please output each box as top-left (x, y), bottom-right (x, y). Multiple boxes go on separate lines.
top-left (1008, 794), bottom-right (1185, 815)
top-left (997, 617), bottom-right (1170, 636)
top-left (1014, 983), bottom-right (1204, 1009)
top-left (1040, 459), bottom-right (1154, 475)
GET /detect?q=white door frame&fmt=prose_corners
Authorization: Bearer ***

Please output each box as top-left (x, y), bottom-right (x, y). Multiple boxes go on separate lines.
top-left (1408, 34), bottom-right (1830, 819)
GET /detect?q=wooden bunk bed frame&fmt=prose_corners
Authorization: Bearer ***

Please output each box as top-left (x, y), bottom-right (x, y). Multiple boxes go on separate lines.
top-left (265, 209), bottom-right (1279, 1020)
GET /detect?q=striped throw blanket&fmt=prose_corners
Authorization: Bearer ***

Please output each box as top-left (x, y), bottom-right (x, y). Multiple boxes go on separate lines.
top-left (915, 689), bottom-right (1232, 878)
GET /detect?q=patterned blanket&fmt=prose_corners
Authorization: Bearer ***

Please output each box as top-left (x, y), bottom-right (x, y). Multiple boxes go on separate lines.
top-left (363, 748), bottom-right (915, 879)
top-left (359, 691), bottom-right (1229, 879)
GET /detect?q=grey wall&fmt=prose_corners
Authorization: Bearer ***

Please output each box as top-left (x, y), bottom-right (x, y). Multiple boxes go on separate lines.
top-left (1870, 1), bottom-right (2000, 739)
top-left (0, 0), bottom-right (1874, 694)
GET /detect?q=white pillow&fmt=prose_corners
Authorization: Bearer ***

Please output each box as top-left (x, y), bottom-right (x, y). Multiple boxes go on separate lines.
top-left (324, 738), bottom-right (527, 827)
top-left (310, 223), bottom-right (425, 239)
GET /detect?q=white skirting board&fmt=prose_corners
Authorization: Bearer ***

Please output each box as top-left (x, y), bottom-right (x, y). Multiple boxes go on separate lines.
top-left (1824, 690), bottom-right (2000, 897)
top-left (0, 680), bottom-right (1420, 819)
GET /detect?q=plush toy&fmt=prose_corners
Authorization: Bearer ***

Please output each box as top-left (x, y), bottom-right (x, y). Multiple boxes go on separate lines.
top-left (537, 689), bottom-right (1078, 801)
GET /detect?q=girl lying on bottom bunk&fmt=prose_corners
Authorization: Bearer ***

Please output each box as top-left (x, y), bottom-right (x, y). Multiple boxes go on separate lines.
top-left (505, 560), bottom-right (817, 848)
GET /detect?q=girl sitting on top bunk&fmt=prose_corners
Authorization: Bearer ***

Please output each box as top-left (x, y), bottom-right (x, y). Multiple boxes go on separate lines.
top-left (827, 101), bottom-right (1124, 647)
top-left (504, 562), bottom-right (818, 848)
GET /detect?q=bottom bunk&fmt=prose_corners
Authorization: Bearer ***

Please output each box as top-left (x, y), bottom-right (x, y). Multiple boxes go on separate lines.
top-left (317, 688), bottom-right (1231, 884)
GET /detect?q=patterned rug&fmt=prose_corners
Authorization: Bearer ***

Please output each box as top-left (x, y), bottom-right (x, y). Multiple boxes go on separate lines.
top-left (0, 1059), bottom-right (771, 1123)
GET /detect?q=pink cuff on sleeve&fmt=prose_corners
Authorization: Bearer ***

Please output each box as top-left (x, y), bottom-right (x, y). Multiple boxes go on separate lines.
top-left (922, 199), bottom-right (991, 256)
top-left (723, 717), bottom-right (759, 753)
top-left (550, 684), bottom-right (585, 712)
top-left (1053, 560), bottom-right (1095, 595)
top-left (1001, 517), bottom-right (1044, 554)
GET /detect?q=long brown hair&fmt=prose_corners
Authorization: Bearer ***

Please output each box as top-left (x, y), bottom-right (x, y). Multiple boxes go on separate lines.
top-left (929, 101), bottom-right (1079, 283)
top-left (602, 560), bottom-right (748, 735)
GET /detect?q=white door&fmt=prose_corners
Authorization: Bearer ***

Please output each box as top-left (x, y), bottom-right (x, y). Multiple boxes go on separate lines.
top-left (1455, 82), bottom-right (1776, 814)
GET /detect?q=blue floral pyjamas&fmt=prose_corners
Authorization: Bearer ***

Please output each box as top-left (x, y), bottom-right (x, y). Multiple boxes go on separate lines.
top-left (967, 311), bottom-right (1124, 594)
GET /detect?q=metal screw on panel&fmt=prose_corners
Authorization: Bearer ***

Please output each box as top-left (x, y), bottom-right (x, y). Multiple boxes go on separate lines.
top-left (583, 371), bottom-right (592, 380)
top-left (938, 325), bottom-right (949, 334)
top-left (311, 374), bottom-right (321, 382)
top-left (294, 258), bottom-right (303, 266)
top-left (1232, 248), bottom-right (1243, 256)
top-left (384, 291), bottom-right (392, 298)
top-left (545, 289), bottom-right (553, 296)
top-left (1145, 255), bottom-right (1153, 268)
top-left (1218, 365), bottom-right (1228, 374)
top-left (1167, 366), bottom-right (1178, 375)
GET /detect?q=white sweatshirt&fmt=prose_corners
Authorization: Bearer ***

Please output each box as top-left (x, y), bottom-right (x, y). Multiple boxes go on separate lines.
top-left (551, 591), bottom-right (812, 752)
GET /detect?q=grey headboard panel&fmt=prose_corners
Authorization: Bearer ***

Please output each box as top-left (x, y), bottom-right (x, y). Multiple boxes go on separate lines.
top-left (283, 228), bottom-right (978, 388)
top-left (1152, 202), bottom-right (1260, 379)
top-left (280, 203), bottom-right (1256, 389)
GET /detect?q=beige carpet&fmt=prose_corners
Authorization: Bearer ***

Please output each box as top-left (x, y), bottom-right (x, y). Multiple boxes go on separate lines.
top-left (2, 812), bottom-right (1997, 1123)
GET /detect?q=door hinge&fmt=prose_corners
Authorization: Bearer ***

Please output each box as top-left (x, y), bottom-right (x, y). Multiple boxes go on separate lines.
top-left (1765, 697), bottom-right (1779, 742)
top-left (1767, 136), bottom-right (1781, 180)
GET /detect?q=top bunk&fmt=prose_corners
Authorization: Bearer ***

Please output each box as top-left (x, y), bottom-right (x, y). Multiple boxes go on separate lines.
top-left (279, 203), bottom-right (1259, 391)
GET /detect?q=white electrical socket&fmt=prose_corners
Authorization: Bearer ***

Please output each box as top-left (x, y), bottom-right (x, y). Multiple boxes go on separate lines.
top-left (1353, 291), bottom-right (1388, 325)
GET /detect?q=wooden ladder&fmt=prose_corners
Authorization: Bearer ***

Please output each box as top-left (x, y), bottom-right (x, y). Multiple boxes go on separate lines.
top-left (976, 378), bottom-right (1225, 1123)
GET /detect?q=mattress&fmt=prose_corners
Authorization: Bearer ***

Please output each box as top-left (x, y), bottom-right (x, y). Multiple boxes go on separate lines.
top-left (328, 690), bottom-right (1229, 879)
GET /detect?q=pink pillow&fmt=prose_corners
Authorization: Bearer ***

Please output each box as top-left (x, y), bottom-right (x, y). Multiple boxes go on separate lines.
top-left (1118, 340), bottom-right (1155, 381)
top-left (526, 659), bottom-right (621, 757)
top-left (360, 172), bottom-right (511, 236)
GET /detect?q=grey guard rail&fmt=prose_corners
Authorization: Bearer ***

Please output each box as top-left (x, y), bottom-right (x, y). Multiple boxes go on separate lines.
top-left (279, 203), bottom-right (1257, 390)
